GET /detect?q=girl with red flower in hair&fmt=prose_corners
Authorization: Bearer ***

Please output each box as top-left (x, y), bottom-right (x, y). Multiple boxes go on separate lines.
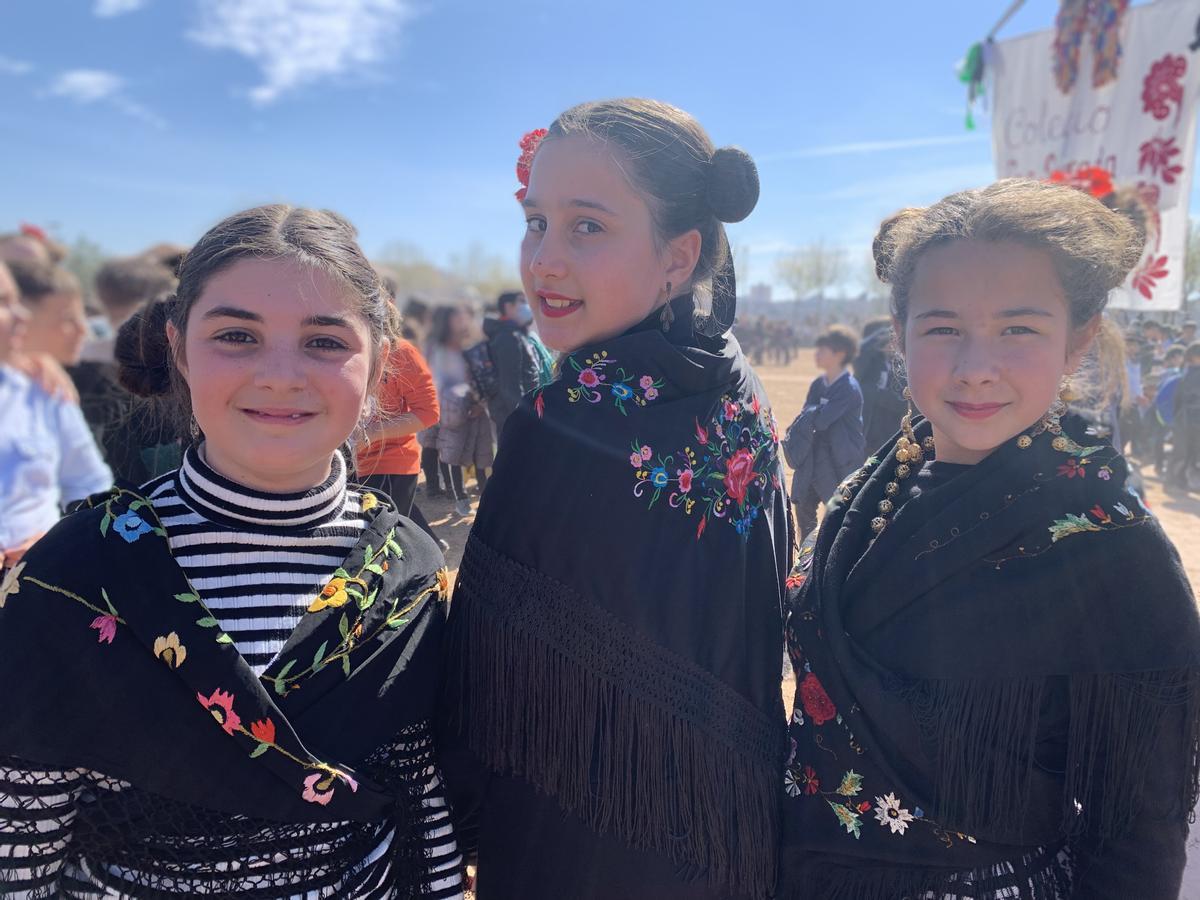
top-left (780, 180), bottom-right (1200, 899)
top-left (442, 99), bottom-right (789, 900)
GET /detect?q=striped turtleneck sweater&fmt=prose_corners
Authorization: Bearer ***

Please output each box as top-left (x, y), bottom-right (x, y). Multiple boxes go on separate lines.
top-left (0, 447), bottom-right (463, 899)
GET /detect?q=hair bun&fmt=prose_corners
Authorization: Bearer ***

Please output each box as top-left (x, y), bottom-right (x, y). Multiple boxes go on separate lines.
top-left (707, 146), bottom-right (759, 223)
top-left (115, 297), bottom-right (175, 397)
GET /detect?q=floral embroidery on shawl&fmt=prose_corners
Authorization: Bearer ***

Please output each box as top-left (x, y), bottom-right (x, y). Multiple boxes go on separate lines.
top-left (631, 393), bottom-right (780, 538)
top-left (564, 350), bottom-right (663, 416)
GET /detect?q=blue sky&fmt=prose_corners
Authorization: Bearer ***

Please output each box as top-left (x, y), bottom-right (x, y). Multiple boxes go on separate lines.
top-left (2, 0), bottom-right (1196, 294)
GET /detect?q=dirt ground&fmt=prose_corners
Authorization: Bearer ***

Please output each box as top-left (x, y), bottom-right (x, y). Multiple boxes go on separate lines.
top-left (425, 352), bottom-right (1200, 896)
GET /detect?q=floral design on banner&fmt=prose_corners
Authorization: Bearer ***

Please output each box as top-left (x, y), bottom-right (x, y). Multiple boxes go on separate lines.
top-left (1048, 165), bottom-right (1114, 199)
top-left (1138, 137), bottom-right (1184, 185)
top-left (1132, 254), bottom-right (1171, 301)
top-left (1142, 53), bottom-right (1188, 123)
top-left (565, 350), bottom-right (663, 416)
top-left (631, 394), bottom-right (779, 538)
top-left (1052, 0), bottom-right (1129, 94)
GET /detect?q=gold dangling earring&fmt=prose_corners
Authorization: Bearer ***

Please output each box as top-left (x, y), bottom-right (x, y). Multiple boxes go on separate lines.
top-left (872, 386), bottom-right (923, 535)
top-left (1017, 380), bottom-right (1071, 451)
top-left (659, 282), bottom-right (674, 332)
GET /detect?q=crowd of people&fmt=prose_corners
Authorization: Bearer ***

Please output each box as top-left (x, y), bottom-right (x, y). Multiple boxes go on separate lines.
top-left (0, 96), bottom-right (1197, 900)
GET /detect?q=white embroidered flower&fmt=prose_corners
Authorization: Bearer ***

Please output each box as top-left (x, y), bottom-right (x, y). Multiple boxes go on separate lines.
top-left (0, 562), bottom-right (25, 608)
top-left (874, 792), bottom-right (915, 835)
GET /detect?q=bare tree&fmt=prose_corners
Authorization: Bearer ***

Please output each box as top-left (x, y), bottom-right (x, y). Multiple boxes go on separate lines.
top-left (774, 240), bottom-right (845, 299)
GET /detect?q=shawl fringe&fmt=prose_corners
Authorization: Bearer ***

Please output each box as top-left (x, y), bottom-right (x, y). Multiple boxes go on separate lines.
top-left (898, 676), bottom-right (1044, 840)
top-left (1063, 668), bottom-right (1200, 839)
top-left (781, 848), bottom-right (1074, 900)
top-left (446, 536), bottom-right (781, 899)
top-left (898, 669), bottom-right (1200, 843)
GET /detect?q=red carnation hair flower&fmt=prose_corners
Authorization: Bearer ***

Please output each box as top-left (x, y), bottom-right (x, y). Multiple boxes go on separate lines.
top-left (1047, 166), bottom-right (1115, 200)
top-left (515, 128), bottom-right (548, 202)
top-left (18, 222), bottom-right (48, 242)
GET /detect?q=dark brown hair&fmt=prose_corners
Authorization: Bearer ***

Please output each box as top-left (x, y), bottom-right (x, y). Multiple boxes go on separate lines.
top-left (873, 179), bottom-right (1143, 331)
top-left (116, 205), bottom-right (395, 436)
top-left (545, 98), bottom-right (759, 309)
top-left (815, 324), bottom-right (858, 366)
top-left (95, 257), bottom-right (178, 318)
top-left (7, 259), bottom-right (81, 305)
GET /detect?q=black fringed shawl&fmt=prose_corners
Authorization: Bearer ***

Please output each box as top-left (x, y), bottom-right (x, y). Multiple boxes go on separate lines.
top-left (781, 415), bottom-right (1200, 899)
top-left (0, 487), bottom-right (450, 896)
top-left (443, 294), bottom-right (791, 899)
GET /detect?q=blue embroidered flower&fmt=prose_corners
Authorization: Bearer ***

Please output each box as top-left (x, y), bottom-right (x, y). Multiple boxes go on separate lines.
top-left (650, 467), bottom-right (670, 488)
top-left (113, 511), bottom-right (153, 543)
top-left (611, 383), bottom-right (634, 401)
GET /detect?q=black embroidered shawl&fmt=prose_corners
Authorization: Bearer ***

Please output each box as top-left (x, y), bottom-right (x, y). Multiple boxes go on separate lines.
top-left (0, 486), bottom-right (450, 896)
top-left (442, 295), bottom-right (791, 899)
top-left (781, 415), bottom-right (1200, 899)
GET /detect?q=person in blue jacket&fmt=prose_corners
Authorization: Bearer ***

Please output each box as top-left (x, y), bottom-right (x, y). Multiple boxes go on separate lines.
top-left (785, 324), bottom-right (865, 541)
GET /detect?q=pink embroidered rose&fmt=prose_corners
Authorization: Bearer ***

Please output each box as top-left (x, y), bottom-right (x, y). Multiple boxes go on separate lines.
top-left (639, 375), bottom-right (655, 389)
top-left (630, 452), bottom-right (643, 468)
top-left (640, 445), bottom-right (652, 461)
top-left (578, 368), bottom-right (601, 388)
top-left (90, 614), bottom-right (118, 645)
top-left (723, 400), bottom-right (740, 421)
top-left (644, 387), bottom-right (659, 401)
top-left (799, 672), bottom-right (837, 726)
top-left (197, 688), bottom-right (241, 735)
top-left (724, 448), bottom-right (756, 504)
top-left (678, 468), bottom-right (694, 493)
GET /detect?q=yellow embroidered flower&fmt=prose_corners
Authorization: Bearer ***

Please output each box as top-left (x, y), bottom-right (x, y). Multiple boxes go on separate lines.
top-left (361, 492), bottom-right (378, 512)
top-left (309, 577), bottom-right (350, 613)
top-left (0, 562), bottom-right (25, 608)
top-left (153, 631), bottom-right (187, 668)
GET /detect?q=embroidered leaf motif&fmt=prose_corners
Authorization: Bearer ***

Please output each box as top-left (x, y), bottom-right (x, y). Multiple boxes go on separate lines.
top-left (338, 614), bottom-right (349, 639)
top-left (100, 588), bottom-right (118, 616)
top-left (249, 743), bottom-right (270, 758)
top-left (333, 568), bottom-right (350, 580)
top-left (828, 801), bottom-right (863, 838)
top-left (342, 656), bottom-right (351, 677)
top-left (365, 563), bottom-right (385, 576)
top-left (360, 588), bottom-right (378, 611)
top-left (196, 616), bottom-right (219, 628)
top-left (274, 659), bottom-right (296, 695)
top-left (363, 545), bottom-right (375, 566)
top-left (100, 512), bottom-right (112, 536)
top-left (386, 538), bottom-right (404, 558)
top-left (1048, 513), bottom-right (1102, 543)
top-left (312, 641), bottom-right (328, 670)
top-left (216, 633), bottom-right (234, 645)
top-left (837, 770), bottom-right (864, 797)
top-left (174, 592), bottom-right (199, 603)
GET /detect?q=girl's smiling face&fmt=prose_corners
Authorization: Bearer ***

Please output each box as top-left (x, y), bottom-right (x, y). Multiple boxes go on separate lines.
top-left (169, 257), bottom-right (381, 492)
top-left (901, 239), bottom-right (1097, 465)
top-left (519, 135), bottom-right (700, 353)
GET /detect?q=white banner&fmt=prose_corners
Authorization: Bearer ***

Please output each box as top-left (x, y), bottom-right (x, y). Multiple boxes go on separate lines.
top-left (990, 0), bottom-right (1200, 310)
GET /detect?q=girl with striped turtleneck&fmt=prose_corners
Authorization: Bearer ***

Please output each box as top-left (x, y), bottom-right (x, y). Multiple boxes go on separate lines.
top-left (0, 206), bottom-right (463, 899)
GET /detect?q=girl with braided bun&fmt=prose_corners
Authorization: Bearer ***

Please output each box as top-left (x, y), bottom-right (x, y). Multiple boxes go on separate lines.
top-left (441, 99), bottom-right (790, 899)
top-left (779, 179), bottom-right (1200, 899)
top-left (0, 205), bottom-right (463, 898)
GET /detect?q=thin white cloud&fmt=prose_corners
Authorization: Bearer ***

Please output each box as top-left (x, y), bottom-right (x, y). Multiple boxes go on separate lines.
top-left (94, 0), bottom-right (148, 16)
top-left (48, 69), bottom-right (124, 102)
top-left (189, 0), bottom-right (416, 105)
top-left (758, 134), bottom-right (987, 163)
top-left (0, 55), bottom-right (34, 75)
top-left (45, 68), bottom-right (166, 128)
